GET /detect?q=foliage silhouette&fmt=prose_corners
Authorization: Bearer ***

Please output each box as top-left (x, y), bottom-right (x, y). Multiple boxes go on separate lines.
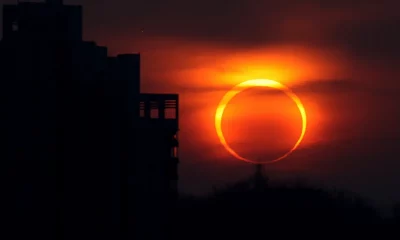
top-left (169, 175), bottom-right (387, 238)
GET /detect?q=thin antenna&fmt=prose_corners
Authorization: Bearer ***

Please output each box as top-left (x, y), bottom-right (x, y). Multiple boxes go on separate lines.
top-left (13, 0), bottom-right (21, 32)
top-left (253, 164), bottom-right (268, 191)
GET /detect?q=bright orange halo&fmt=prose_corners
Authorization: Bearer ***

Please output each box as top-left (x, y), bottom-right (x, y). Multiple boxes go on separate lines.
top-left (214, 79), bottom-right (307, 164)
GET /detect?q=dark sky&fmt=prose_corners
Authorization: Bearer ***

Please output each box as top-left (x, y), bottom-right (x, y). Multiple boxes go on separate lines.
top-left (2, 0), bottom-right (400, 211)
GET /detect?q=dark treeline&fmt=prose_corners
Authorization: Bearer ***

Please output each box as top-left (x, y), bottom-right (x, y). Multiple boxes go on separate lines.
top-left (166, 176), bottom-right (400, 238)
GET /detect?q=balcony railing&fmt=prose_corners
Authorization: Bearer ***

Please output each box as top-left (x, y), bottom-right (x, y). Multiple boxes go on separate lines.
top-left (138, 93), bottom-right (178, 129)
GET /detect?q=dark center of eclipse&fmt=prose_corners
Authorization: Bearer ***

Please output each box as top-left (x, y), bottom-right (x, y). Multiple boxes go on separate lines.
top-left (221, 87), bottom-right (302, 163)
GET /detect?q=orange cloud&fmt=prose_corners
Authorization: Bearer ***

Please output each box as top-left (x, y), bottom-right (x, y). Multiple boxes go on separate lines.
top-left (133, 40), bottom-right (347, 164)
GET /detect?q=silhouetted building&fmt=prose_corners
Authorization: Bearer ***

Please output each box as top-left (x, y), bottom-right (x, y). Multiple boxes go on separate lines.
top-left (1, 1), bottom-right (179, 239)
top-left (133, 93), bottom-right (179, 238)
top-left (137, 93), bottom-right (179, 196)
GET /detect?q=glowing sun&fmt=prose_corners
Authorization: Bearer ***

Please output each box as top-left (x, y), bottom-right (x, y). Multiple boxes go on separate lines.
top-left (214, 79), bottom-right (307, 164)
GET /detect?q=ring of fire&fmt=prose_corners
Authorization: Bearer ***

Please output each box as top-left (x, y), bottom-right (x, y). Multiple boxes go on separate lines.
top-left (214, 79), bottom-right (307, 164)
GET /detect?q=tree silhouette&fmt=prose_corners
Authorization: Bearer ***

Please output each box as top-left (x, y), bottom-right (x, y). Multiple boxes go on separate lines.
top-left (169, 175), bottom-right (384, 239)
